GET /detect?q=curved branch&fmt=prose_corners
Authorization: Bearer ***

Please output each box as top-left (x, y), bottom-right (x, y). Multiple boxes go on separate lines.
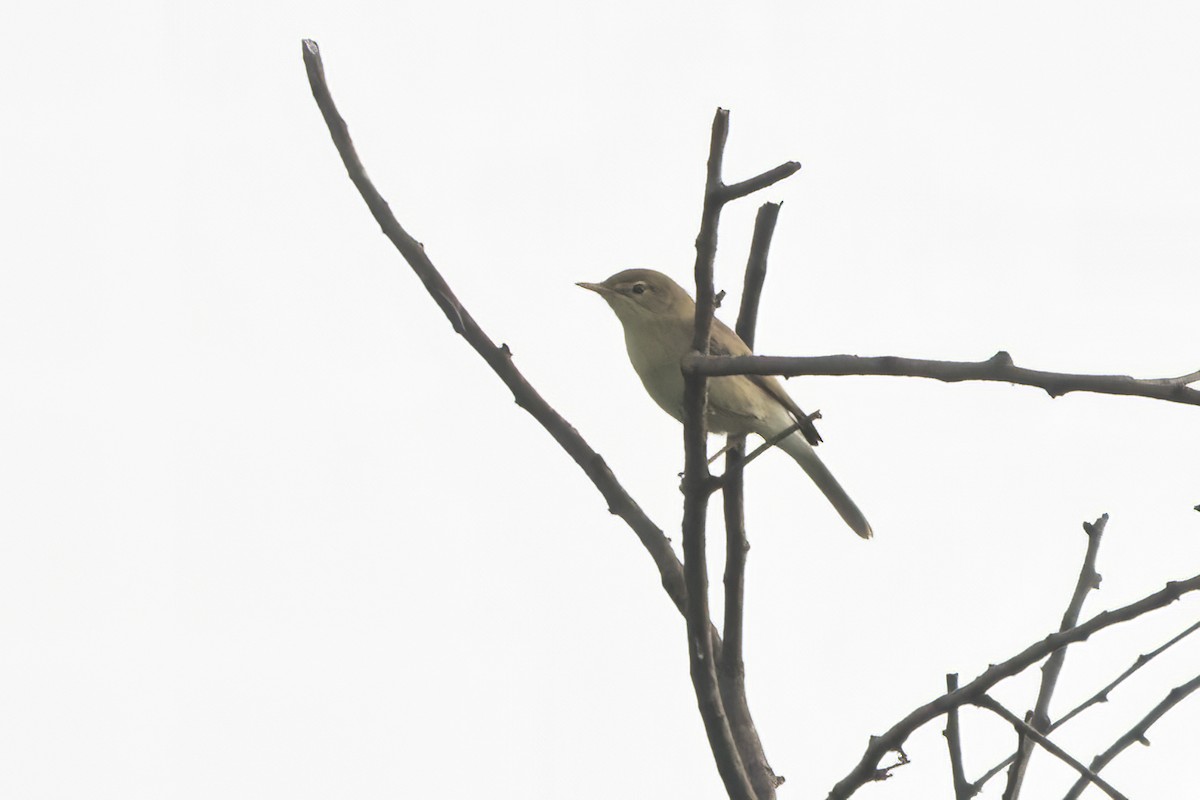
top-left (300, 38), bottom-right (692, 627)
top-left (684, 351), bottom-right (1200, 407)
top-left (825, 572), bottom-right (1200, 799)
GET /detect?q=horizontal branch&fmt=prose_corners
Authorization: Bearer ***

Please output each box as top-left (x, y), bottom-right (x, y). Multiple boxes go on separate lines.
top-left (683, 351), bottom-right (1200, 407)
top-left (825, 573), bottom-right (1200, 799)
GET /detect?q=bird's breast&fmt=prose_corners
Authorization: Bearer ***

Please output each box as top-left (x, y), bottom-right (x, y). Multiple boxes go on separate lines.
top-left (623, 323), bottom-right (689, 422)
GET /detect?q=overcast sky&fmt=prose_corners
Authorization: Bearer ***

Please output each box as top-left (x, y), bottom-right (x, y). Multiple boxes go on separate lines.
top-left (3, 2), bottom-right (1199, 799)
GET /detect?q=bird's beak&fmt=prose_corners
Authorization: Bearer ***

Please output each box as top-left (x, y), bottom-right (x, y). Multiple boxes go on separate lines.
top-left (576, 282), bottom-right (609, 295)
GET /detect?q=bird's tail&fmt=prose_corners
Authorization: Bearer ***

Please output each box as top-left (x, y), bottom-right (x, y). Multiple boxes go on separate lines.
top-left (777, 433), bottom-right (873, 539)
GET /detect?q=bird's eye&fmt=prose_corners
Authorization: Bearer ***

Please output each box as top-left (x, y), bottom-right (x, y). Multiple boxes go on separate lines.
top-left (631, 283), bottom-right (646, 295)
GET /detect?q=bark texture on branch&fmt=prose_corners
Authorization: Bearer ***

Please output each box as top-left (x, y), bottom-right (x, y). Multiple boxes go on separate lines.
top-left (684, 352), bottom-right (1200, 407)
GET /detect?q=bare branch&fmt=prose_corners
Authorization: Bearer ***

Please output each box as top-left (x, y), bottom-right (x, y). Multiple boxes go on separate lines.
top-left (1054, 618), bottom-right (1200, 731)
top-left (303, 45), bottom-right (1197, 799)
top-left (720, 162), bottom-right (802, 202)
top-left (734, 202), bottom-right (781, 351)
top-left (825, 571), bottom-right (1200, 799)
top-left (684, 351), bottom-right (1200, 408)
top-left (680, 107), bottom-right (756, 800)
top-left (304, 56), bottom-right (784, 797)
top-left (682, 111), bottom-right (800, 800)
top-left (975, 696), bottom-right (1129, 800)
top-left (973, 616), bottom-right (1200, 792)
top-left (300, 37), bottom-right (697, 636)
top-left (1062, 673), bottom-right (1200, 800)
top-left (718, 437), bottom-right (781, 798)
top-left (971, 751), bottom-right (1015, 793)
top-left (717, 203), bottom-right (787, 799)
top-left (942, 674), bottom-right (975, 800)
top-left (1004, 515), bottom-right (1108, 799)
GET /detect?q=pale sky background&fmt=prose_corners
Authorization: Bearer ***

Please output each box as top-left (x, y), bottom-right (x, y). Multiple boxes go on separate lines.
top-left (2, 2), bottom-right (1199, 799)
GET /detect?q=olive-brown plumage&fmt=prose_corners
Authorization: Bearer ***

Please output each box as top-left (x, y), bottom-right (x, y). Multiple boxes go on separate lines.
top-left (579, 268), bottom-right (872, 539)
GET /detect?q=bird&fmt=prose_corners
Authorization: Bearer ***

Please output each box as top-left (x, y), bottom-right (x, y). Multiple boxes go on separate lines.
top-left (578, 268), bottom-right (872, 539)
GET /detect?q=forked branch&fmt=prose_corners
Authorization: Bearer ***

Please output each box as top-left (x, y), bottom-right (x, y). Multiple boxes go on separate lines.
top-left (826, 571), bottom-right (1200, 799)
top-left (681, 108), bottom-right (801, 800)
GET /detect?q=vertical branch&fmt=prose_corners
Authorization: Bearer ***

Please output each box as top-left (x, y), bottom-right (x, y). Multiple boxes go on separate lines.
top-left (682, 111), bottom-right (799, 800)
top-left (681, 108), bottom-right (756, 800)
top-left (719, 202), bottom-right (784, 799)
top-left (943, 674), bottom-right (974, 800)
top-left (1004, 514), bottom-right (1108, 800)
top-left (722, 202), bottom-right (781, 658)
top-left (733, 202), bottom-right (780, 348)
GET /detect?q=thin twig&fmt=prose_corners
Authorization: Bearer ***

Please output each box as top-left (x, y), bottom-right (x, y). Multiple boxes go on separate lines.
top-left (975, 696), bottom-right (1129, 800)
top-left (942, 674), bottom-right (974, 800)
top-left (1053, 618), bottom-right (1200, 731)
top-left (825, 571), bottom-right (1200, 800)
top-left (683, 351), bottom-right (1200, 407)
top-left (720, 162), bottom-right (802, 202)
top-left (741, 414), bottom-right (822, 470)
top-left (1004, 515), bottom-right (1108, 800)
top-left (1062, 672), bottom-right (1200, 800)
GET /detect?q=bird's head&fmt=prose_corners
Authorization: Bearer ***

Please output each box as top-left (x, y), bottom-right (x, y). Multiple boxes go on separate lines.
top-left (576, 268), bottom-right (694, 326)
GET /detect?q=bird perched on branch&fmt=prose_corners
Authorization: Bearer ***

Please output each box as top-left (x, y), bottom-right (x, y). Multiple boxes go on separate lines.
top-left (578, 268), bottom-right (872, 539)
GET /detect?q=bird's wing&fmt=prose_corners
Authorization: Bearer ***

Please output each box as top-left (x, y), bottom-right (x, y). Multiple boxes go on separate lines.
top-left (747, 373), bottom-right (823, 446)
top-left (707, 321), bottom-right (822, 447)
